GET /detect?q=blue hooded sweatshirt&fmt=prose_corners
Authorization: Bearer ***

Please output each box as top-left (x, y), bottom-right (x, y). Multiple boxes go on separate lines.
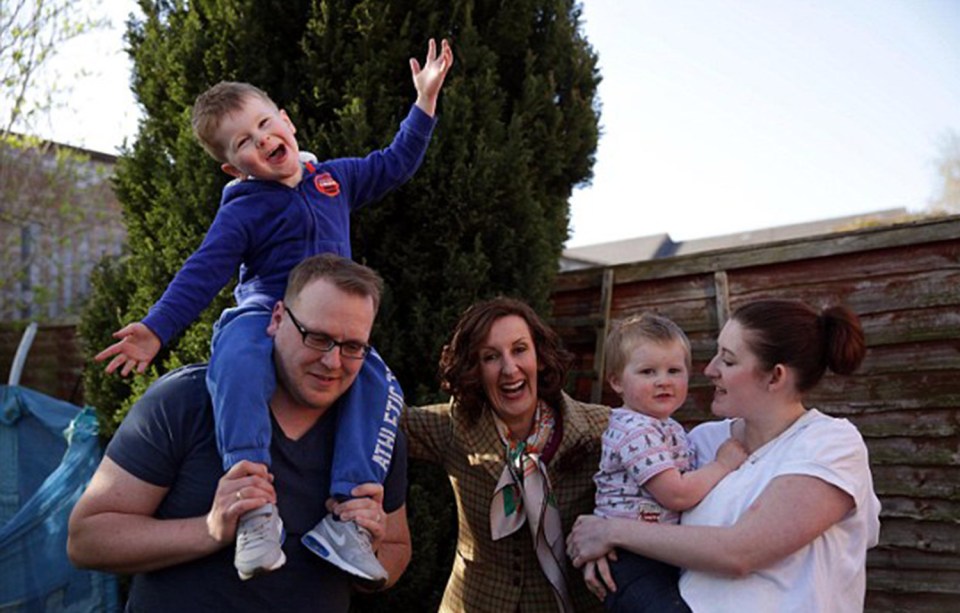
top-left (142, 105), bottom-right (435, 345)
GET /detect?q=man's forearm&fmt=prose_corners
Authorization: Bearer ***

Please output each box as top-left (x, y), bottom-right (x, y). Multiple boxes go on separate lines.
top-left (366, 504), bottom-right (412, 591)
top-left (377, 538), bottom-right (413, 589)
top-left (68, 512), bottom-right (223, 574)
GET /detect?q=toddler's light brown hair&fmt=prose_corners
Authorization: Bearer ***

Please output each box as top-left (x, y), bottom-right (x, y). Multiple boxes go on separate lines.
top-left (192, 81), bottom-right (276, 162)
top-left (604, 313), bottom-right (692, 382)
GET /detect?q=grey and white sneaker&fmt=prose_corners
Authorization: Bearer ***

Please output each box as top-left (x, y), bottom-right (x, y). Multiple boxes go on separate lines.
top-left (301, 515), bottom-right (388, 586)
top-left (235, 503), bottom-right (287, 580)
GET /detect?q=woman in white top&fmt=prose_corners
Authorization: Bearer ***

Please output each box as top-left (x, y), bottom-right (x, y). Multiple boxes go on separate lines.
top-left (567, 299), bottom-right (881, 612)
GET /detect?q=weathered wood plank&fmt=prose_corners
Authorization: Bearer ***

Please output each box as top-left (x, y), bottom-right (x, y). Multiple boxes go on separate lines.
top-left (726, 240), bottom-right (960, 290)
top-left (845, 410), bottom-right (960, 438)
top-left (876, 519), bottom-right (960, 553)
top-left (674, 406), bottom-right (960, 445)
top-left (866, 591), bottom-right (960, 613)
top-left (868, 548), bottom-right (960, 572)
top-left (864, 437), bottom-right (960, 467)
top-left (863, 307), bottom-right (960, 346)
top-left (610, 274), bottom-right (715, 310)
top-left (550, 315), bottom-right (604, 329)
top-left (867, 568), bottom-right (960, 594)
top-left (683, 372), bottom-right (960, 415)
top-left (551, 268), bottom-right (606, 293)
top-left (550, 286), bottom-right (604, 317)
top-left (871, 466), bottom-right (960, 500)
top-left (811, 399), bottom-right (960, 416)
top-left (610, 298), bottom-right (719, 335)
top-left (858, 338), bottom-right (960, 372)
top-left (878, 496), bottom-right (960, 522)
top-left (807, 371), bottom-right (960, 411)
top-left (726, 268), bottom-right (960, 316)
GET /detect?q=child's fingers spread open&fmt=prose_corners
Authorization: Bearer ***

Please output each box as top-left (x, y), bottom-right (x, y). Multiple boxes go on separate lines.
top-left (105, 354), bottom-right (129, 375)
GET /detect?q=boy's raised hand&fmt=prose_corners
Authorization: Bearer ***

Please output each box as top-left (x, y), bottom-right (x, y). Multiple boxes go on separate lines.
top-left (411, 38), bottom-right (454, 117)
top-left (95, 322), bottom-right (162, 377)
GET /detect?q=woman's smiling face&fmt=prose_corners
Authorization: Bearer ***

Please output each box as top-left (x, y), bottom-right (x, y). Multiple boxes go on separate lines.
top-left (479, 315), bottom-right (540, 438)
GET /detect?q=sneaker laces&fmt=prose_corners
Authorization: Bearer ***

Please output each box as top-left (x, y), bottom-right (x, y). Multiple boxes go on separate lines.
top-left (238, 514), bottom-right (272, 549)
top-left (354, 524), bottom-right (374, 554)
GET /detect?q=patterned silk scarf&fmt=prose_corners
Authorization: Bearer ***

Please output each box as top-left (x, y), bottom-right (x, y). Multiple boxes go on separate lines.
top-left (490, 401), bottom-right (574, 612)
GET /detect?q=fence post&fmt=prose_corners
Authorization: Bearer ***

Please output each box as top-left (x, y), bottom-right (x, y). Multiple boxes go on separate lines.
top-left (713, 270), bottom-right (730, 328)
top-left (591, 268), bottom-right (615, 404)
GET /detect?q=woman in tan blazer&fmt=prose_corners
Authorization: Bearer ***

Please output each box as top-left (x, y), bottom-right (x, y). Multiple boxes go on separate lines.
top-left (402, 297), bottom-right (609, 612)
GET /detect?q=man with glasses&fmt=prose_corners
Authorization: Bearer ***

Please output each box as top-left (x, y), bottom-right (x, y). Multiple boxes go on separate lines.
top-left (68, 255), bottom-right (410, 612)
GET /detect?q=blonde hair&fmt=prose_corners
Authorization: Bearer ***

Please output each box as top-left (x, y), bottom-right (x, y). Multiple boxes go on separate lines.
top-left (604, 313), bottom-right (692, 381)
top-left (191, 81), bottom-right (276, 161)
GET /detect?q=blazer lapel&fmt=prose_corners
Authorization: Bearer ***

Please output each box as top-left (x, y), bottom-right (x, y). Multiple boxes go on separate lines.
top-left (451, 394), bottom-right (604, 486)
top-left (548, 393), bottom-right (600, 486)
top-left (452, 401), bottom-right (505, 483)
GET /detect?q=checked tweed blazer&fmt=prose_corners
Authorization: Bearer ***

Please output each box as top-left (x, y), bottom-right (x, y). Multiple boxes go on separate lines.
top-left (402, 393), bottom-right (610, 613)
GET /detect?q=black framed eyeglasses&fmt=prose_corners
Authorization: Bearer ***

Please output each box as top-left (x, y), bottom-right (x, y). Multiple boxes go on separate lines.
top-left (284, 306), bottom-right (370, 359)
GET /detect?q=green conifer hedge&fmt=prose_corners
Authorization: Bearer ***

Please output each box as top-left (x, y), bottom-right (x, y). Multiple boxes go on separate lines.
top-left (80, 1), bottom-right (599, 608)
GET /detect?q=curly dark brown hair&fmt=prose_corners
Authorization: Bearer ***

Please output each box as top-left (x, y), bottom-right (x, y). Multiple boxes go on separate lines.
top-left (438, 297), bottom-right (572, 423)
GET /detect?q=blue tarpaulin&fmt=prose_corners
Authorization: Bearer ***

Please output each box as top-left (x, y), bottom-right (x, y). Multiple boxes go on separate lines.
top-left (0, 385), bottom-right (118, 612)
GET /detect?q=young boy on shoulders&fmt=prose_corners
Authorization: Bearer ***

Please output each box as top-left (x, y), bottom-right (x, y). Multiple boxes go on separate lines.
top-left (96, 39), bottom-right (453, 586)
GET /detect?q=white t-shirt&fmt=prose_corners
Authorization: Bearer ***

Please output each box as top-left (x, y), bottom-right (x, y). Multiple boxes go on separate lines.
top-left (679, 409), bottom-right (881, 613)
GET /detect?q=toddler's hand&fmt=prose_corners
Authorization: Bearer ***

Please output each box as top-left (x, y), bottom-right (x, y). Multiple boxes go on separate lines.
top-left (95, 322), bottom-right (161, 377)
top-left (716, 437), bottom-right (748, 471)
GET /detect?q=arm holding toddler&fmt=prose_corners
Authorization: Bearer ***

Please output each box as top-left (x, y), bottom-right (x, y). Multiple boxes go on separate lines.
top-left (68, 458), bottom-right (276, 574)
top-left (569, 474), bottom-right (853, 577)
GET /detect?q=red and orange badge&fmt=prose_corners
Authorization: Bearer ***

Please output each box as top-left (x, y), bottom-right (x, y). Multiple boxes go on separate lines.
top-left (313, 172), bottom-right (341, 197)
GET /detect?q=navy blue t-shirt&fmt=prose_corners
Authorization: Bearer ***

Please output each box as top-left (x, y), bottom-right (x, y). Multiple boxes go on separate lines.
top-left (106, 364), bottom-right (408, 612)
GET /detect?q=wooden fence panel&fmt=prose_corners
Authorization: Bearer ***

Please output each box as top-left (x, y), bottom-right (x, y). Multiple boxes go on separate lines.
top-left (549, 215), bottom-right (960, 609)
